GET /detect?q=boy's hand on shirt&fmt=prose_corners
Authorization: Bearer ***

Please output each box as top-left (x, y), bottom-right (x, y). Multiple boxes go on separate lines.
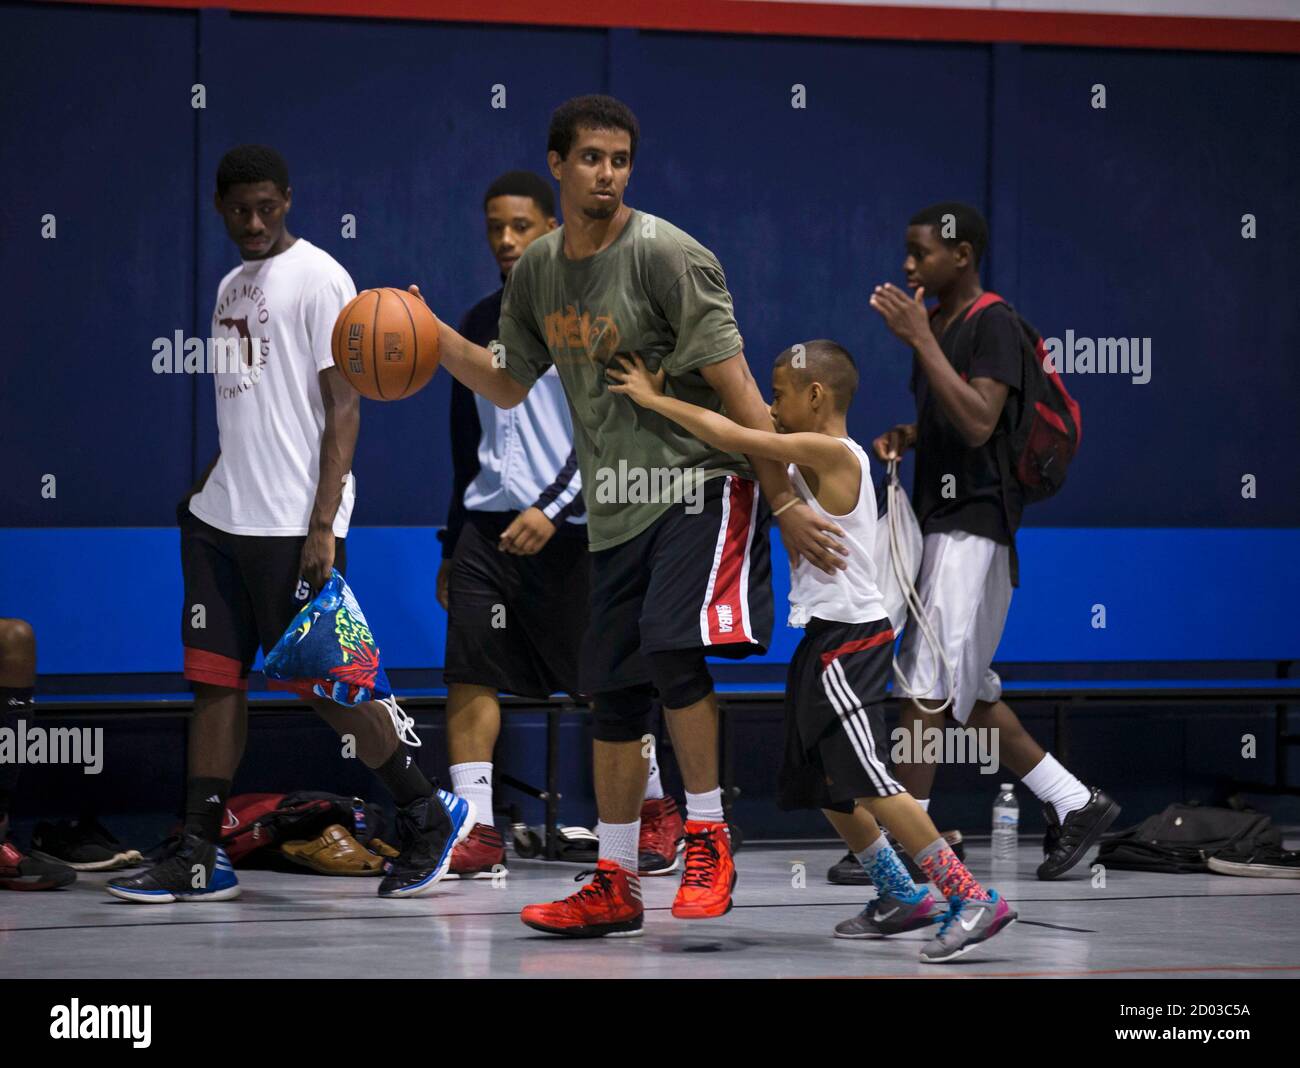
top-left (606, 353), bottom-right (666, 406)
top-left (499, 506), bottom-right (556, 556)
top-left (873, 423), bottom-right (917, 461)
top-left (870, 283), bottom-right (930, 347)
top-left (777, 501), bottom-right (850, 574)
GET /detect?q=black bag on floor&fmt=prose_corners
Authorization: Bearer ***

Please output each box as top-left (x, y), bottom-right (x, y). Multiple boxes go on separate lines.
top-left (1096, 803), bottom-right (1281, 873)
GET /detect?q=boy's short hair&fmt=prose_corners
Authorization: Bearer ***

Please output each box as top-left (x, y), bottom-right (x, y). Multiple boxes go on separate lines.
top-left (548, 94), bottom-right (640, 162)
top-left (909, 201), bottom-right (989, 266)
top-left (774, 340), bottom-right (858, 413)
top-left (483, 170), bottom-right (555, 218)
top-left (216, 145), bottom-right (290, 197)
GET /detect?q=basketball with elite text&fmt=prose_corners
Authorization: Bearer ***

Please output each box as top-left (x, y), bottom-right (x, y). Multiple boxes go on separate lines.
top-left (332, 287), bottom-right (441, 401)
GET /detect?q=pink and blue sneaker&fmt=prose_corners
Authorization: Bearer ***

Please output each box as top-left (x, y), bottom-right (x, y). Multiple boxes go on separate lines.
top-left (834, 889), bottom-right (941, 939)
top-left (919, 890), bottom-right (1018, 963)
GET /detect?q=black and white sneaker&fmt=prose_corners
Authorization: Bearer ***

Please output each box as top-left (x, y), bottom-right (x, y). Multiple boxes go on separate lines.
top-left (106, 833), bottom-right (239, 903)
top-left (1037, 788), bottom-right (1120, 880)
top-left (378, 790), bottom-right (474, 898)
top-left (826, 850), bottom-right (871, 885)
top-left (1208, 841), bottom-right (1300, 879)
top-left (32, 817), bottom-right (144, 872)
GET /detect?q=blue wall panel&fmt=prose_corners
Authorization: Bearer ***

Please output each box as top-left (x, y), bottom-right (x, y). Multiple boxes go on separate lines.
top-left (3, 527), bottom-right (1295, 675)
top-left (2, 4), bottom-right (198, 526)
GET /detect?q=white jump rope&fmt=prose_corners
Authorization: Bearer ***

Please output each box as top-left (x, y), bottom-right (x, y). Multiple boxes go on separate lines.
top-left (883, 458), bottom-right (955, 716)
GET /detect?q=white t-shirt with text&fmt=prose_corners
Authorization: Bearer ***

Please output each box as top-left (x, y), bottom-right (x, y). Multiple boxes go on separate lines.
top-left (189, 239), bottom-right (357, 537)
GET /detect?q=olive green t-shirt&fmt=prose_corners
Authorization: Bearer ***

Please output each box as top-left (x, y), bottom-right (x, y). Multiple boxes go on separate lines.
top-left (497, 209), bottom-right (752, 550)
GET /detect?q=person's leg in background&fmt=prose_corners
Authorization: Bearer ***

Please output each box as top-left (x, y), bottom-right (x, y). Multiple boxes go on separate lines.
top-left (637, 704), bottom-right (685, 876)
top-left (892, 530), bottom-right (1118, 880)
top-left (0, 618), bottom-right (75, 890)
top-left (445, 683), bottom-right (504, 873)
top-left (108, 516), bottom-right (254, 904)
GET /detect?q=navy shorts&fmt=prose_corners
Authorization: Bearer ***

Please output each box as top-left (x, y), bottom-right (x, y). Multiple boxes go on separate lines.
top-left (444, 512), bottom-right (588, 700)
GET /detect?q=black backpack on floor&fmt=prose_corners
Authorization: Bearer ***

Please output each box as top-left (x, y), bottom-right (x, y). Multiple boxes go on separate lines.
top-left (1096, 803), bottom-right (1281, 874)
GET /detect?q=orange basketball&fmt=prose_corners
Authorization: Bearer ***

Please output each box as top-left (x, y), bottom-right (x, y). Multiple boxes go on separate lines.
top-left (331, 287), bottom-right (441, 401)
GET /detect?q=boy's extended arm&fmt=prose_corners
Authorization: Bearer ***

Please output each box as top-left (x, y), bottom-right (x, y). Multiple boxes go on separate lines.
top-left (638, 390), bottom-right (843, 475)
top-left (609, 353), bottom-right (849, 572)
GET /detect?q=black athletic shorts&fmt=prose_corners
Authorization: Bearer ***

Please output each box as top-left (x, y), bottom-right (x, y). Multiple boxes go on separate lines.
top-left (179, 507), bottom-right (346, 691)
top-left (778, 616), bottom-right (902, 813)
top-left (581, 474), bottom-right (773, 695)
top-left (443, 511), bottom-right (588, 700)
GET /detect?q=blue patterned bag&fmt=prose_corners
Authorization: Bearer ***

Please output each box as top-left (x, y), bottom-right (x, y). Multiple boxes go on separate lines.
top-left (264, 570), bottom-right (392, 707)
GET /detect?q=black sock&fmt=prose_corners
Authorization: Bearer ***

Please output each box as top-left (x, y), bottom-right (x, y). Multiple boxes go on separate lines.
top-left (184, 777), bottom-right (231, 842)
top-left (374, 745), bottom-right (434, 807)
top-left (0, 687), bottom-right (34, 827)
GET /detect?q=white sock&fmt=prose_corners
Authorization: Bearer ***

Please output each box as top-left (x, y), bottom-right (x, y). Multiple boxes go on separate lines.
top-left (597, 819), bottom-right (640, 874)
top-left (644, 755), bottom-right (664, 801)
top-left (684, 787), bottom-right (724, 824)
top-left (916, 798), bottom-right (931, 813)
top-left (449, 761), bottom-right (494, 828)
top-left (1021, 754), bottom-right (1091, 823)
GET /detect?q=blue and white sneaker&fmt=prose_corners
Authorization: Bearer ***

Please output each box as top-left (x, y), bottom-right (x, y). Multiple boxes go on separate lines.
top-left (106, 834), bottom-right (240, 904)
top-left (378, 790), bottom-right (475, 898)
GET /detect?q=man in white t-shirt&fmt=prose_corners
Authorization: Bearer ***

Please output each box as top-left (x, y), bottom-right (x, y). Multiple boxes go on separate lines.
top-left (109, 145), bottom-right (470, 905)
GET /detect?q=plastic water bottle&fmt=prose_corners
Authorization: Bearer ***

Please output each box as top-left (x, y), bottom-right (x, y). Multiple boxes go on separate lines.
top-left (992, 783), bottom-right (1019, 862)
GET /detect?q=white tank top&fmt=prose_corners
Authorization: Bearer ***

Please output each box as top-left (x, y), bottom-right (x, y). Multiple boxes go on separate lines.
top-left (787, 436), bottom-right (890, 628)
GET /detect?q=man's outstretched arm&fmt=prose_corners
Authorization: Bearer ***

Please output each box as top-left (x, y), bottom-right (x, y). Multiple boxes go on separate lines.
top-left (408, 284), bottom-right (530, 410)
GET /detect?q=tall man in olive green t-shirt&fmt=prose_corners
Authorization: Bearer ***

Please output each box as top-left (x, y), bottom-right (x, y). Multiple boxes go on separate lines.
top-left (412, 95), bottom-right (848, 938)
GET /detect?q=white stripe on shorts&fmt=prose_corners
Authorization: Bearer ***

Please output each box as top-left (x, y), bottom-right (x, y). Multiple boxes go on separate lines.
top-left (823, 658), bottom-right (903, 796)
top-left (698, 477), bottom-right (732, 646)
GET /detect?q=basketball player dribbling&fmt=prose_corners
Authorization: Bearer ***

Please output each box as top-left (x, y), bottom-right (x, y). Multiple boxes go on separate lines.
top-left (411, 95), bottom-right (851, 937)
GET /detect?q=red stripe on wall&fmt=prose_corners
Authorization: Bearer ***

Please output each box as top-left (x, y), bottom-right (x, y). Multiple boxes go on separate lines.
top-left (46, 0), bottom-right (1300, 55)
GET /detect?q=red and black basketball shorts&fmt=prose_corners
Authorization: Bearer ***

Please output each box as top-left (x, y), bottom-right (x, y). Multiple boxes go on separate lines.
top-left (779, 615), bottom-right (903, 813)
top-left (580, 473), bottom-right (773, 696)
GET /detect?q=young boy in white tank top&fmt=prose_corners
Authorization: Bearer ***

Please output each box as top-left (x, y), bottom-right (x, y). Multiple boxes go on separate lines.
top-left (608, 340), bottom-right (1016, 963)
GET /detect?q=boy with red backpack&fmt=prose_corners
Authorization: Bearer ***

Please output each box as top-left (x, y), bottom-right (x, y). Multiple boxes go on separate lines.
top-left (870, 202), bottom-right (1119, 881)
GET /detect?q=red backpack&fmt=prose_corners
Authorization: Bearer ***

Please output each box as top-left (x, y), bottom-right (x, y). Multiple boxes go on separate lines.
top-left (957, 292), bottom-right (1082, 503)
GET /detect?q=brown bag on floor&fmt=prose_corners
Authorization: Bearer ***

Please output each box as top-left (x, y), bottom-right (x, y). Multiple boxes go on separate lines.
top-left (280, 824), bottom-right (399, 876)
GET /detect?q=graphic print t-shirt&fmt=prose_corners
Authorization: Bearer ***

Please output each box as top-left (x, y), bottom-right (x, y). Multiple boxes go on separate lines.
top-left (189, 239), bottom-right (358, 537)
top-left (497, 210), bottom-right (750, 551)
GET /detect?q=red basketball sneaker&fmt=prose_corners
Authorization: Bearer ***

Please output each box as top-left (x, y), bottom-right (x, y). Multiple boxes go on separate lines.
top-left (520, 859), bottom-right (644, 938)
top-left (672, 820), bottom-right (735, 919)
top-left (449, 824), bottom-right (507, 879)
top-left (638, 797), bottom-right (684, 876)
